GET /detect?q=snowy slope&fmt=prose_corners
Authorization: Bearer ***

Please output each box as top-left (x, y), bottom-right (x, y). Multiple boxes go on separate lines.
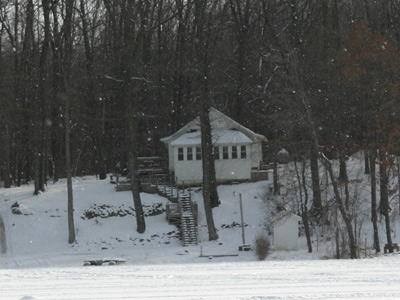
top-left (0, 176), bottom-right (277, 269)
top-left (3, 157), bottom-right (400, 299)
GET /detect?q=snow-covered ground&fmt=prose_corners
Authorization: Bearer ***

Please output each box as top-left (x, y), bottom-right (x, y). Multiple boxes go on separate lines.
top-left (0, 177), bottom-right (272, 269)
top-left (1, 169), bottom-right (400, 299)
top-left (4, 257), bottom-right (400, 300)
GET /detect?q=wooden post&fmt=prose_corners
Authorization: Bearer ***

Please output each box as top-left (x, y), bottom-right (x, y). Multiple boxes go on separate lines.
top-left (239, 193), bottom-right (246, 245)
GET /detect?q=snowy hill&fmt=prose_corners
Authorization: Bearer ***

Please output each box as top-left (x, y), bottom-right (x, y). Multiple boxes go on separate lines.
top-left (2, 153), bottom-right (400, 269)
top-left (0, 176), bottom-right (289, 269)
top-left (4, 157), bottom-right (400, 299)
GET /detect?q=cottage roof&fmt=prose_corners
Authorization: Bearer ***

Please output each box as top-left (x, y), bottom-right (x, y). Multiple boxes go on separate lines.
top-left (170, 129), bottom-right (252, 146)
top-left (161, 107), bottom-right (267, 145)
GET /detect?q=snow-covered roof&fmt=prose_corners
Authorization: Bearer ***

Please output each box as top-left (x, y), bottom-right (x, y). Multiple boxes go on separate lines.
top-left (170, 129), bottom-right (253, 146)
top-left (272, 211), bottom-right (302, 225)
top-left (161, 108), bottom-right (267, 145)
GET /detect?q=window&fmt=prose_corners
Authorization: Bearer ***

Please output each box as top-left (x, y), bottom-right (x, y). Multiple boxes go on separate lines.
top-left (187, 147), bottom-right (193, 161)
top-left (223, 146), bottom-right (229, 159)
top-left (178, 148), bottom-right (184, 161)
top-left (241, 145), bottom-right (247, 159)
top-left (232, 146), bottom-right (238, 159)
top-left (196, 147), bottom-right (202, 160)
top-left (214, 146), bottom-right (220, 160)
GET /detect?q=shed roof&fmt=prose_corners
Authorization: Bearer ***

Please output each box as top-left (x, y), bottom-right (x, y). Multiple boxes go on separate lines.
top-left (272, 212), bottom-right (302, 225)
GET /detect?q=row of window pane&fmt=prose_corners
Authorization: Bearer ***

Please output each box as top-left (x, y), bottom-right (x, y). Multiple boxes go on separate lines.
top-left (178, 147), bottom-right (201, 161)
top-left (178, 146), bottom-right (246, 161)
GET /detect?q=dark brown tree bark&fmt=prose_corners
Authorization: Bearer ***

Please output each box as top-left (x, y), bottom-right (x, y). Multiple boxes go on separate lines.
top-left (64, 92), bottom-right (76, 244)
top-left (379, 152), bottom-right (393, 253)
top-left (0, 212), bottom-right (6, 254)
top-left (199, 104), bottom-right (219, 241)
top-left (21, 0), bottom-right (41, 195)
top-left (127, 104), bottom-right (146, 234)
top-left (310, 144), bottom-right (322, 211)
top-left (364, 151), bottom-right (370, 174)
top-left (294, 159), bottom-right (312, 253)
top-left (321, 155), bottom-right (358, 259)
top-left (63, 0), bottom-right (76, 244)
top-left (229, 0), bottom-right (251, 123)
top-left (370, 150), bottom-right (380, 253)
top-left (39, 0), bottom-right (52, 191)
top-left (2, 125), bottom-right (11, 188)
top-left (194, 0), bottom-right (219, 240)
top-left (122, 0), bottom-right (146, 234)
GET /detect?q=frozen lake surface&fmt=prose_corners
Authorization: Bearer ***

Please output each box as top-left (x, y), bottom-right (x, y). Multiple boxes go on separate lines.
top-left (2, 256), bottom-right (400, 300)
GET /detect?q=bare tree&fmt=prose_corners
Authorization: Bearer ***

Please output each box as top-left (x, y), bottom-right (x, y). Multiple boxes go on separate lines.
top-left (294, 158), bottom-right (312, 253)
top-left (64, 0), bottom-right (76, 244)
top-left (193, 0), bottom-right (221, 240)
top-left (321, 154), bottom-right (358, 259)
top-left (369, 150), bottom-right (380, 253)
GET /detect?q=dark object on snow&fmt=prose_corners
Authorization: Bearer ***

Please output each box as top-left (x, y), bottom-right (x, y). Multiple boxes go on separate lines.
top-left (11, 202), bottom-right (22, 215)
top-left (384, 243), bottom-right (399, 253)
top-left (238, 244), bottom-right (251, 251)
top-left (83, 259), bottom-right (126, 266)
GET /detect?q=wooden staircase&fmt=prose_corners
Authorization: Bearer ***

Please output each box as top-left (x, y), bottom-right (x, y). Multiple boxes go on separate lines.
top-left (161, 185), bottom-right (198, 246)
top-left (179, 196), bottom-right (198, 246)
top-left (112, 172), bottom-right (198, 246)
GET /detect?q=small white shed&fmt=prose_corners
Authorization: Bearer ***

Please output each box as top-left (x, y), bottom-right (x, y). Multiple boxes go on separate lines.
top-left (160, 108), bottom-right (267, 185)
top-left (273, 212), bottom-right (302, 251)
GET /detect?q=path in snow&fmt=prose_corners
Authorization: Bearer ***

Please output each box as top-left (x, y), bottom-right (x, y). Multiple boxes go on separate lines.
top-left (2, 257), bottom-right (400, 300)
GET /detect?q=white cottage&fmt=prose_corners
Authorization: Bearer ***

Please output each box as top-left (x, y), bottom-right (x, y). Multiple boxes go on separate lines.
top-left (160, 108), bottom-right (267, 185)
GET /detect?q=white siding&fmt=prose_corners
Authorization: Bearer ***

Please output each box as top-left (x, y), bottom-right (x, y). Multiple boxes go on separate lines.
top-left (273, 214), bottom-right (301, 251)
top-left (173, 144), bottom-right (252, 185)
top-left (250, 142), bottom-right (263, 169)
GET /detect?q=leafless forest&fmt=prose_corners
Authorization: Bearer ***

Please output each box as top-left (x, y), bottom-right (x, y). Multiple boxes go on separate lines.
top-left (0, 0), bottom-right (399, 216)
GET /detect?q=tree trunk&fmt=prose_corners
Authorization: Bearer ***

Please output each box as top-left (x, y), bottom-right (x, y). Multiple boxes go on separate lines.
top-left (321, 155), bottom-right (357, 258)
top-left (192, 0), bottom-right (219, 241)
top-left (295, 160), bottom-right (312, 253)
top-left (127, 106), bottom-right (146, 234)
top-left (229, 0), bottom-right (250, 123)
top-left (370, 151), bottom-right (380, 253)
top-left (379, 152), bottom-right (393, 252)
top-left (39, 0), bottom-right (52, 192)
top-left (310, 143), bottom-right (322, 211)
top-left (364, 151), bottom-right (370, 174)
top-left (64, 0), bottom-right (76, 244)
top-left (335, 226), bottom-right (340, 259)
top-left (200, 105), bottom-right (219, 241)
top-left (3, 125), bottom-right (11, 188)
top-left (65, 93), bottom-right (75, 244)
top-left (0, 212), bottom-right (6, 254)
top-left (339, 151), bottom-right (347, 181)
top-left (22, 0), bottom-right (42, 195)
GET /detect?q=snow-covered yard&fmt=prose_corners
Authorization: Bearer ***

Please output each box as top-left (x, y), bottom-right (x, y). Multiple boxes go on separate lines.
top-left (2, 169), bottom-right (400, 299)
top-left (0, 176), bottom-right (271, 269)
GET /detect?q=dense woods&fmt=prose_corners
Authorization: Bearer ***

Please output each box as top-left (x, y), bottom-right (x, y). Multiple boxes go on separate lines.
top-left (2, 0), bottom-right (400, 256)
